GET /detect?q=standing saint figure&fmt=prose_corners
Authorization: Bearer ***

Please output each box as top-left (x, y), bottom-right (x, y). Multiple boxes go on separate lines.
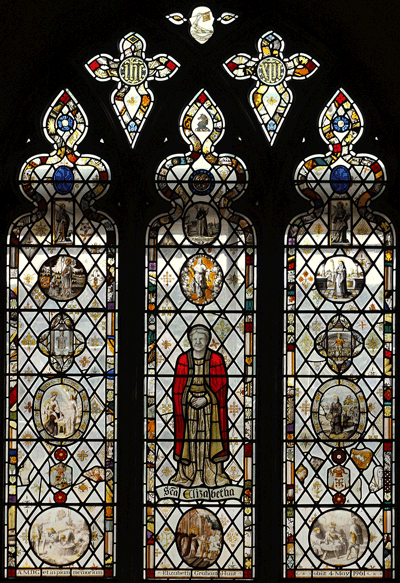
top-left (329, 395), bottom-right (342, 436)
top-left (334, 260), bottom-right (349, 298)
top-left (331, 201), bottom-right (350, 243)
top-left (170, 324), bottom-right (231, 488)
top-left (196, 206), bottom-right (209, 237)
top-left (191, 259), bottom-right (209, 300)
top-left (61, 258), bottom-right (73, 297)
top-left (55, 203), bottom-right (71, 243)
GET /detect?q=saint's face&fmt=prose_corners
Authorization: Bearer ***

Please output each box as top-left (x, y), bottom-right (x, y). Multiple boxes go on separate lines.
top-left (190, 331), bottom-right (208, 352)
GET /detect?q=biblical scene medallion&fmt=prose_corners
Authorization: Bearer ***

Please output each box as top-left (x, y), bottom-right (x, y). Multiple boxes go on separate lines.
top-left (309, 510), bottom-right (368, 567)
top-left (30, 508), bottom-right (90, 566)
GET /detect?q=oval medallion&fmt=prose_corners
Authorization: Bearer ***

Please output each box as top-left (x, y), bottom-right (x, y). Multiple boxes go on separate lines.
top-left (180, 254), bottom-right (223, 305)
top-left (309, 509), bottom-right (369, 566)
top-left (330, 165), bottom-right (351, 193)
top-left (311, 379), bottom-right (367, 446)
top-left (53, 166), bottom-right (74, 194)
top-left (30, 508), bottom-right (90, 566)
top-left (34, 378), bottom-right (90, 443)
top-left (39, 254), bottom-right (87, 301)
top-left (176, 508), bottom-right (223, 569)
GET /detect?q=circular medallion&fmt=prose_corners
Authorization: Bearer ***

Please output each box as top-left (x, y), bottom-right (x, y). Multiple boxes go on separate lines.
top-left (257, 57), bottom-right (286, 85)
top-left (30, 508), bottom-right (90, 566)
top-left (188, 169), bottom-right (215, 196)
top-left (180, 254), bottom-right (223, 305)
top-left (57, 115), bottom-right (74, 132)
top-left (311, 379), bottom-right (367, 447)
top-left (315, 256), bottom-right (364, 303)
top-left (176, 508), bottom-right (223, 569)
top-left (332, 492), bottom-right (346, 505)
top-left (34, 378), bottom-right (90, 443)
top-left (39, 254), bottom-right (87, 301)
top-left (309, 510), bottom-right (369, 566)
top-left (183, 203), bottom-right (220, 245)
top-left (331, 449), bottom-right (347, 465)
top-left (332, 115), bottom-right (350, 133)
top-left (54, 492), bottom-right (67, 504)
top-left (55, 448), bottom-right (68, 462)
top-left (330, 165), bottom-right (351, 194)
top-left (119, 56), bottom-right (148, 86)
top-left (53, 166), bottom-right (74, 194)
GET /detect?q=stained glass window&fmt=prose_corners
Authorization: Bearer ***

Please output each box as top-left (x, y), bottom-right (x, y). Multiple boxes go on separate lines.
top-left (144, 89), bottom-right (256, 579)
top-left (5, 89), bottom-right (117, 577)
top-left (284, 89), bottom-right (395, 578)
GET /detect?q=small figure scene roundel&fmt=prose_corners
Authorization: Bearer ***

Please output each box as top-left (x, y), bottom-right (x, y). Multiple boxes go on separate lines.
top-left (30, 508), bottom-right (90, 566)
top-left (315, 256), bottom-right (364, 303)
top-left (311, 380), bottom-right (367, 446)
top-left (34, 378), bottom-right (90, 442)
top-left (183, 203), bottom-right (220, 245)
top-left (39, 255), bottom-right (87, 301)
top-left (309, 510), bottom-right (369, 567)
top-left (176, 508), bottom-right (223, 569)
top-left (180, 254), bottom-right (223, 305)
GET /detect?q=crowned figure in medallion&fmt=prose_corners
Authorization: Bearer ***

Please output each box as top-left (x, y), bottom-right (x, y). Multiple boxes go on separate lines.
top-left (170, 324), bottom-right (231, 488)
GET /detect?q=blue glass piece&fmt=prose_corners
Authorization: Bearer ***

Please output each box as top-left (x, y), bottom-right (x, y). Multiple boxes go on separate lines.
top-left (188, 169), bottom-right (215, 195)
top-left (332, 115), bottom-right (350, 132)
top-left (53, 166), bottom-right (74, 194)
top-left (128, 121), bottom-right (138, 132)
top-left (57, 115), bottom-right (74, 131)
top-left (267, 120), bottom-right (276, 131)
top-left (330, 165), bottom-right (351, 193)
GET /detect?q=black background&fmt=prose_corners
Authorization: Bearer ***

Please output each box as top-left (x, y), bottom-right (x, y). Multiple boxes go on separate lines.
top-left (0, 0), bottom-right (399, 581)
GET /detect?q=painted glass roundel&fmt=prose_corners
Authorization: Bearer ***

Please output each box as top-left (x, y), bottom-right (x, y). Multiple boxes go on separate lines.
top-left (180, 254), bottom-right (223, 305)
top-left (30, 508), bottom-right (90, 566)
top-left (309, 510), bottom-right (369, 567)
top-left (176, 508), bottom-right (223, 569)
top-left (332, 115), bottom-right (350, 133)
top-left (183, 203), bottom-right (220, 245)
top-left (119, 56), bottom-right (148, 86)
top-left (257, 57), bottom-right (286, 85)
top-left (188, 169), bottom-right (215, 196)
top-left (39, 254), bottom-right (87, 301)
top-left (34, 378), bottom-right (90, 442)
top-left (311, 379), bottom-right (367, 446)
top-left (315, 256), bottom-right (364, 303)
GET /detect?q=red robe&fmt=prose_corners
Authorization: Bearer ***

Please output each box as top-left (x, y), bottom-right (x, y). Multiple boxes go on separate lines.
top-left (172, 349), bottom-right (229, 463)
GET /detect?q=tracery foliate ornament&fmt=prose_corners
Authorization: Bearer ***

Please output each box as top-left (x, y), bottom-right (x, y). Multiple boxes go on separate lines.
top-left (166, 6), bottom-right (238, 44)
top-left (144, 89), bottom-right (256, 578)
top-left (6, 89), bottom-right (118, 577)
top-left (86, 32), bottom-right (180, 148)
top-left (284, 88), bottom-right (395, 577)
top-left (224, 30), bottom-right (319, 145)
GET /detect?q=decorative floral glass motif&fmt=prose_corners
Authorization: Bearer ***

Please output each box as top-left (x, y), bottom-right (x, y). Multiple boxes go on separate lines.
top-left (5, 89), bottom-right (118, 577)
top-left (166, 7), bottom-right (238, 44)
top-left (224, 31), bottom-right (319, 145)
top-left (284, 89), bottom-right (395, 578)
top-left (86, 32), bottom-right (180, 148)
top-left (145, 89), bottom-right (256, 579)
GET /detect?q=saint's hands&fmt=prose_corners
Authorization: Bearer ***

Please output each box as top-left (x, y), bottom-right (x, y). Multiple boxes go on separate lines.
top-left (191, 396), bottom-right (208, 409)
